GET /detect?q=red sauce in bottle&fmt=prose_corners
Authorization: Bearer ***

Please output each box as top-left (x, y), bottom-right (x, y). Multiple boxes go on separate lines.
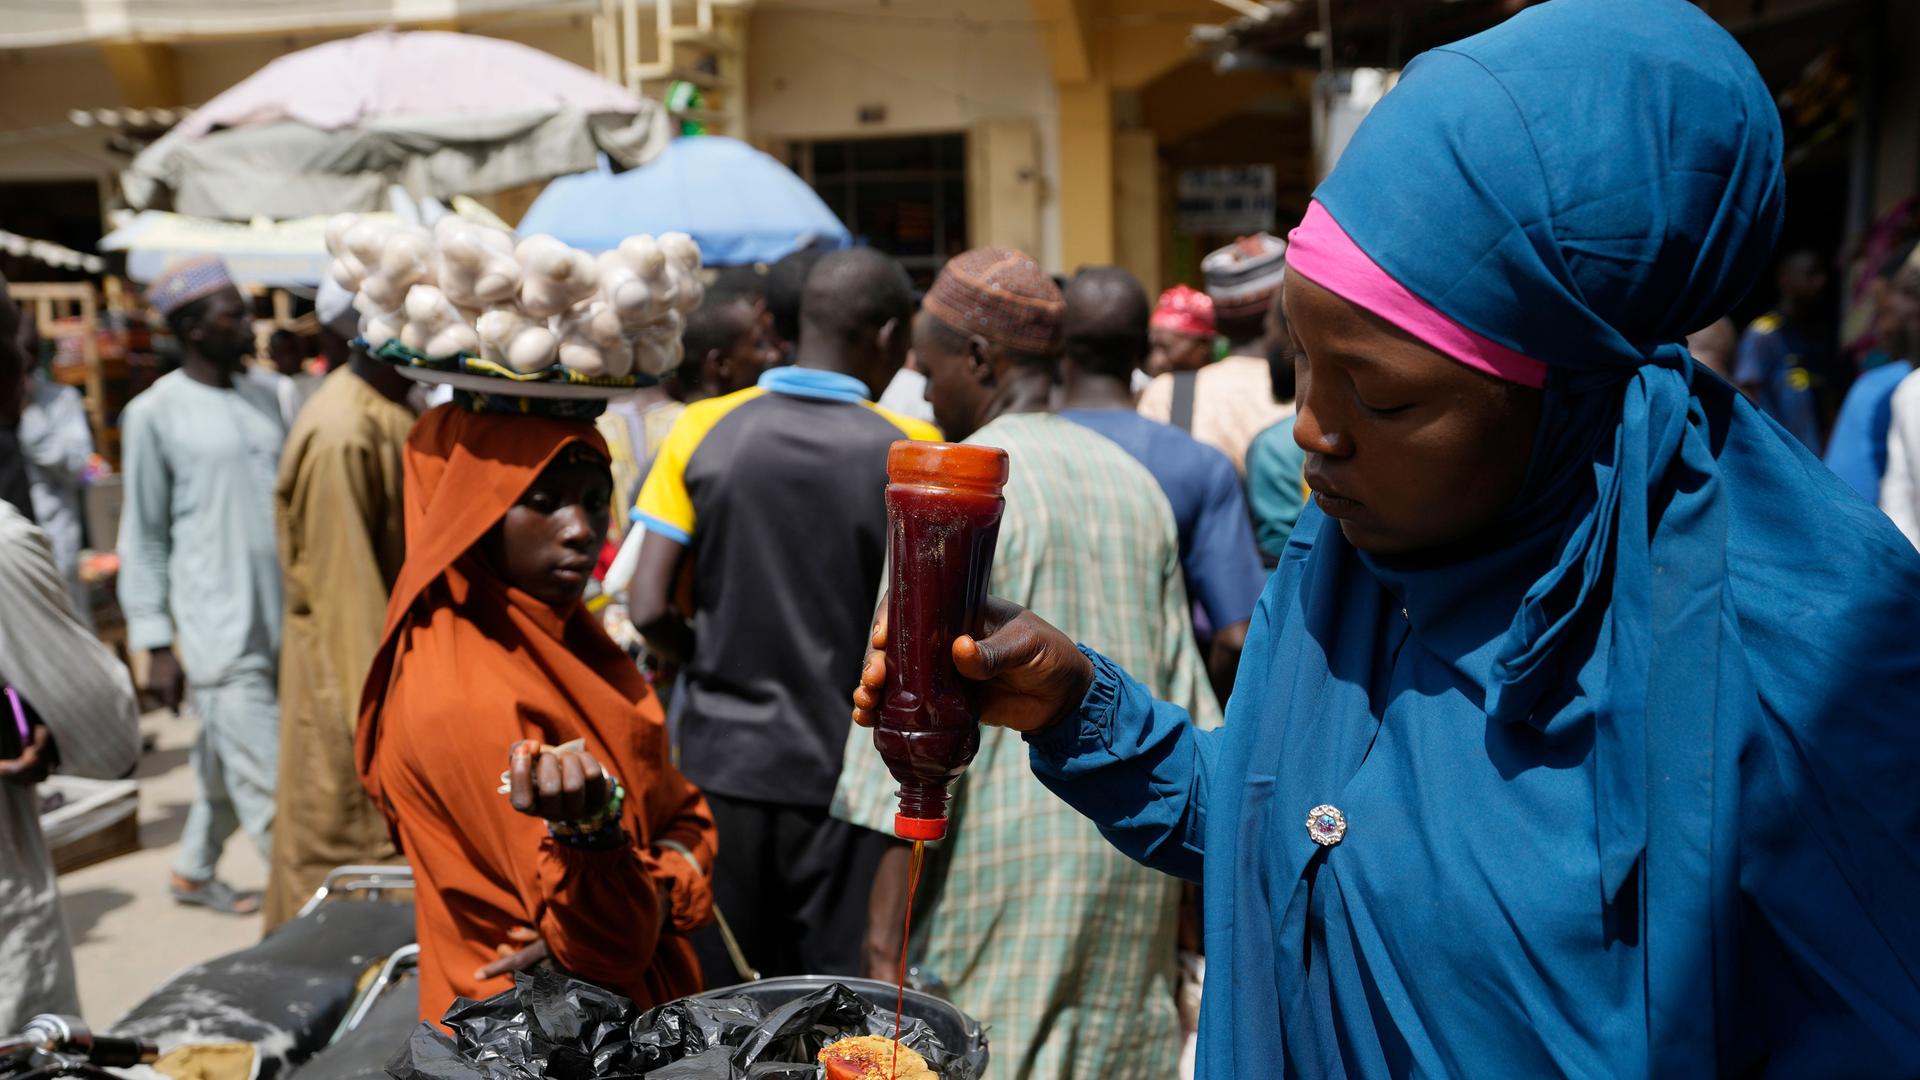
top-left (875, 440), bottom-right (1009, 842)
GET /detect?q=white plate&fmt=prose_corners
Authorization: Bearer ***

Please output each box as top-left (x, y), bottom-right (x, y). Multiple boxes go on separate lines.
top-left (394, 364), bottom-right (642, 401)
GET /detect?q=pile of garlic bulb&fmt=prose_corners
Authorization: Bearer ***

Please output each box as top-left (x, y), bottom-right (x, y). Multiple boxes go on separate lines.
top-left (324, 213), bottom-right (703, 379)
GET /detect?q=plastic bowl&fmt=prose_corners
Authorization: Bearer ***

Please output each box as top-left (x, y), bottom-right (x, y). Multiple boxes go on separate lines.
top-left (696, 975), bottom-right (989, 1075)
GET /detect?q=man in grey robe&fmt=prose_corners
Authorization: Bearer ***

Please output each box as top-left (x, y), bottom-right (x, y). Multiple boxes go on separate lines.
top-left (118, 257), bottom-right (286, 915)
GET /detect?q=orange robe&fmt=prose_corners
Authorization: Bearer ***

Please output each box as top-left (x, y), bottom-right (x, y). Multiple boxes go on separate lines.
top-left (357, 405), bottom-right (716, 1022)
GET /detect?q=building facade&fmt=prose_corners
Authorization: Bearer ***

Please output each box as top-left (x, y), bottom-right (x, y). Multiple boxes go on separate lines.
top-left (0, 0), bottom-right (1913, 293)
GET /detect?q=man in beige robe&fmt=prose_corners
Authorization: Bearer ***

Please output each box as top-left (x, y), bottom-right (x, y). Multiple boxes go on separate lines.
top-left (263, 299), bottom-right (417, 928)
top-left (1136, 234), bottom-right (1293, 473)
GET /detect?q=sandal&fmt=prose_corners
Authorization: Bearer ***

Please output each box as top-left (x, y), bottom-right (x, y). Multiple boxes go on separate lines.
top-left (170, 878), bottom-right (261, 915)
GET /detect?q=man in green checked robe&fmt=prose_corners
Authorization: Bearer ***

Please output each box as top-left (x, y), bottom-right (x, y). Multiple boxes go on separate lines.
top-left (833, 248), bottom-right (1221, 1078)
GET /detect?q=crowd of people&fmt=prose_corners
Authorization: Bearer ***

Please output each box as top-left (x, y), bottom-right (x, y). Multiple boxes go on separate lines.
top-left (1687, 234), bottom-right (1920, 547)
top-left (2, 0), bottom-right (1919, 1074)
top-left (0, 225), bottom-right (1304, 1056)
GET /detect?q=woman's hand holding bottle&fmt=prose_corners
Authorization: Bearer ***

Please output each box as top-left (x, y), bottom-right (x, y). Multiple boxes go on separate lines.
top-left (851, 596), bottom-right (1095, 736)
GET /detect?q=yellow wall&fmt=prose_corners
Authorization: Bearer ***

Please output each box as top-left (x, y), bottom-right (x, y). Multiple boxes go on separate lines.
top-left (0, 0), bottom-right (1200, 278)
top-left (745, 0), bottom-right (1065, 270)
top-left (1031, 0), bottom-right (1243, 274)
top-left (1056, 80), bottom-right (1114, 270)
top-left (0, 45), bottom-right (124, 182)
top-left (0, 0), bottom-right (1082, 272)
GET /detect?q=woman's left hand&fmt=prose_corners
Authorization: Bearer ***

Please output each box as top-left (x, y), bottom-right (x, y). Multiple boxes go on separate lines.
top-left (0, 723), bottom-right (54, 787)
top-left (475, 926), bottom-right (550, 980)
top-left (506, 740), bottom-right (611, 823)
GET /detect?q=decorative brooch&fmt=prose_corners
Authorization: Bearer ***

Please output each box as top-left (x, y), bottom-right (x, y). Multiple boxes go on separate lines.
top-left (1306, 804), bottom-right (1347, 847)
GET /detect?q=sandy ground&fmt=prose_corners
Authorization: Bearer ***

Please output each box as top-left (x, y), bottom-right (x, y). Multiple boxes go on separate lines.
top-left (56, 705), bottom-right (269, 1026)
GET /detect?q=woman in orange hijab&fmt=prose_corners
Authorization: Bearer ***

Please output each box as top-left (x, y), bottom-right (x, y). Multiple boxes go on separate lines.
top-left (356, 403), bottom-right (716, 1022)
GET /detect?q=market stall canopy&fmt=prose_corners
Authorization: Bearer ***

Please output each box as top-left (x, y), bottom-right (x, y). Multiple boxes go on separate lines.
top-left (102, 212), bottom-right (350, 287)
top-left (122, 30), bottom-right (671, 221)
top-left (517, 136), bottom-right (850, 265)
top-left (0, 0), bottom-right (582, 48)
top-left (0, 230), bottom-right (105, 275)
top-left (100, 196), bottom-right (512, 287)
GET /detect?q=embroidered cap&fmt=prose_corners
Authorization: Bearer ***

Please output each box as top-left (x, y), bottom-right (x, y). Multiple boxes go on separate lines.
top-left (923, 247), bottom-right (1064, 357)
top-left (146, 256), bottom-right (238, 318)
top-left (1202, 234), bottom-right (1288, 323)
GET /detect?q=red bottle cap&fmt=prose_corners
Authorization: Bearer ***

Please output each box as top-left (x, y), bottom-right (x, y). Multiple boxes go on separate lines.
top-left (887, 441), bottom-right (1009, 494)
top-left (894, 813), bottom-right (949, 842)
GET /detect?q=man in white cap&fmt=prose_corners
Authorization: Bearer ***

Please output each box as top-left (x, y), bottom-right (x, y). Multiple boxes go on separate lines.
top-left (119, 256), bottom-right (286, 915)
top-left (261, 279), bottom-right (418, 928)
top-left (1136, 235), bottom-right (1294, 472)
top-left (14, 312), bottom-right (95, 623)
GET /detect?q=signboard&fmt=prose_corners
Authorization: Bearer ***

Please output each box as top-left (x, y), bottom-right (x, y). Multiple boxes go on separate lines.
top-left (1175, 165), bottom-right (1276, 235)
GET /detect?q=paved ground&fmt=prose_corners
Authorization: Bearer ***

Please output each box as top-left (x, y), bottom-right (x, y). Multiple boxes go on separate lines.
top-left (57, 705), bottom-right (269, 1026)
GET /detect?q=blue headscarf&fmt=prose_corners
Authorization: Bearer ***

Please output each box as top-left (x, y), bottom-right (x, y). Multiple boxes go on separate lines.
top-left (1311, 0), bottom-right (1789, 903)
top-left (1200, 0), bottom-right (1920, 1072)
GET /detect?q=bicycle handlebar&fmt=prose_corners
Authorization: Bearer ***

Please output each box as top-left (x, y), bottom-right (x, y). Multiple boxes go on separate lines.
top-left (70, 1035), bottom-right (154, 1070)
top-left (1, 1016), bottom-right (158, 1068)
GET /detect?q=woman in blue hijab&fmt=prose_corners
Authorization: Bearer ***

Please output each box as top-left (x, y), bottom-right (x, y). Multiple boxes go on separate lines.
top-left (849, 0), bottom-right (1920, 1074)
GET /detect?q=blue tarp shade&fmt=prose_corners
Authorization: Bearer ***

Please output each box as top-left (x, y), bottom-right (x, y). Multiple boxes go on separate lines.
top-left (517, 136), bottom-right (850, 265)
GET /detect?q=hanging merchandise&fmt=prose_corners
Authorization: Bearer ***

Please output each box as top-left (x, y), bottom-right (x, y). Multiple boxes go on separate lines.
top-left (666, 81), bottom-right (708, 136)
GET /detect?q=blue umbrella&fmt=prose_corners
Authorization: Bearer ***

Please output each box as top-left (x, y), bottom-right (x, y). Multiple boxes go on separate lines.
top-left (518, 136), bottom-right (850, 265)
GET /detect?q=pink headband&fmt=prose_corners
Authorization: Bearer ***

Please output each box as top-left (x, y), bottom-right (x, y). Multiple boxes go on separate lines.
top-left (1285, 201), bottom-right (1549, 389)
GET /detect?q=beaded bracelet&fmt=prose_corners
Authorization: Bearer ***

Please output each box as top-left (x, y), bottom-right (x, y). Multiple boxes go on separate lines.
top-left (547, 780), bottom-right (626, 847)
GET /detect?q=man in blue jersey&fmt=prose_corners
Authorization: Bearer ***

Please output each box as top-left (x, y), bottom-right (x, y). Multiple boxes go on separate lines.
top-left (1057, 267), bottom-right (1266, 700)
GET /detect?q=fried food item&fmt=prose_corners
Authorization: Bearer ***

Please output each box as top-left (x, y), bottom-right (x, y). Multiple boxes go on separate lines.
top-left (816, 1036), bottom-right (938, 1080)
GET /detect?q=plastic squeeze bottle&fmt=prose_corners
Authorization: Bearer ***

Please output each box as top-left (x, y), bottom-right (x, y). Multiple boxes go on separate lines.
top-left (874, 440), bottom-right (1010, 842)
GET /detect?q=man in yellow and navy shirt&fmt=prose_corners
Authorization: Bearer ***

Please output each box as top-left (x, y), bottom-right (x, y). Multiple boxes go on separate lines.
top-left (628, 248), bottom-right (938, 985)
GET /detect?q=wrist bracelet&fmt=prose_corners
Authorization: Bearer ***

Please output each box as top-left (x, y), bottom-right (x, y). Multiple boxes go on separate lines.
top-left (550, 820), bottom-right (627, 850)
top-left (548, 780), bottom-right (626, 839)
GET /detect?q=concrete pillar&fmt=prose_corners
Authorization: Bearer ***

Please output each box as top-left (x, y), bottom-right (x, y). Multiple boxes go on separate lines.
top-left (970, 117), bottom-right (1045, 259)
top-left (1114, 128), bottom-right (1160, 293)
top-left (1057, 78), bottom-right (1115, 270)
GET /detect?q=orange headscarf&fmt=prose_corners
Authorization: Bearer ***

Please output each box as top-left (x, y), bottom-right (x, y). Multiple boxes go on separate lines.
top-left (356, 403), bottom-right (715, 1022)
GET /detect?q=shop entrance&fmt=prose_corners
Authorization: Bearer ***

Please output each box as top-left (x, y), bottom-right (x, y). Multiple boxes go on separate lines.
top-left (789, 133), bottom-right (967, 288)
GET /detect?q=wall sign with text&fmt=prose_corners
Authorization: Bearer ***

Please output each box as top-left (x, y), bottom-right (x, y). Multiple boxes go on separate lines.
top-left (1175, 166), bottom-right (1276, 235)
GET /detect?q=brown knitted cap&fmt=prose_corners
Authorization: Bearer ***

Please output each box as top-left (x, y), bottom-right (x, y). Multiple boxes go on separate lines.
top-left (923, 247), bottom-right (1064, 356)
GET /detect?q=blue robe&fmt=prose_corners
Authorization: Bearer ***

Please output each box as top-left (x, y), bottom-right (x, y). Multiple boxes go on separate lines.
top-left (1026, 1), bottom-right (1920, 1075)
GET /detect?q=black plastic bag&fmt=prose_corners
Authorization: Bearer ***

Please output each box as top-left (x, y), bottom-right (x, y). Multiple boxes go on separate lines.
top-left (524, 970), bottom-right (634, 1078)
top-left (628, 996), bottom-right (764, 1067)
top-left (386, 969), bottom-right (979, 1080)
top-left (722, 984), bottom-right (950, 1070)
